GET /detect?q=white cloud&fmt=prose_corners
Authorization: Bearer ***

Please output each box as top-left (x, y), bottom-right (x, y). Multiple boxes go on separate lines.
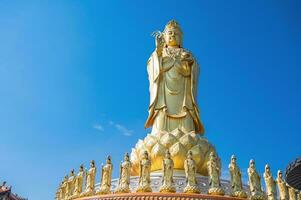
top-left (93, 124), bottom-right (104, 132)
top-left (109, 121), bottom-right (133, 136)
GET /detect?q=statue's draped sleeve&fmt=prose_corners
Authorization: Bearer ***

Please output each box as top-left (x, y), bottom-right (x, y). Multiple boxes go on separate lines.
top-left (145, 51), bottom-right (161, 128)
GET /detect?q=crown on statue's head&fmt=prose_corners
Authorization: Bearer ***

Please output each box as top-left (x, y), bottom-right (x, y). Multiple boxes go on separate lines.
top-left (164, 19), bottom-right (183, 34)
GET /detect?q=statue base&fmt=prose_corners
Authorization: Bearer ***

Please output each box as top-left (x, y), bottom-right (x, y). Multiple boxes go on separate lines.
top-left (231, 191), bottom-right (248, 199)
top-left (208, 187), bottom-right (225, 196)
top-left (130, 128), bottom-right (219, 176)
top-left (250, 192), bottom-right (266, 200)
top-left (74, 192), bottom-right (248, 200)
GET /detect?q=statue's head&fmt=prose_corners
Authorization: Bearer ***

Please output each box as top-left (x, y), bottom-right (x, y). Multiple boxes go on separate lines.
top-left (265, 164), bottom-right (270, 173)
top-left (125, 152), bottom-right (130, 161)
top-left (210, 152), bottom-right (216, 161)
top-left (70, 169), bottom-right (75, 176)
top-left (165, 150), bottom-right (171, 159)
top-left (187, 150), bottom-right (193, 159)
top-left (79, 164), bottom-right (84, 171)
top-left (90, 160), bottom-right (95, 167)
top-left (64, 175), bottom-right (68, 181)
top-left (143, 151), bottom-right (149, 159)
top-left (278, 170), bottom-right (283, 178)
top-left (163, 20), bottom-right (183, 48)
top-left (231, 155), bottom-right (236, 164)
top-left (107, 155), bottom-right (111, 164)
top-left (250, 159), bottom-right (255, 168)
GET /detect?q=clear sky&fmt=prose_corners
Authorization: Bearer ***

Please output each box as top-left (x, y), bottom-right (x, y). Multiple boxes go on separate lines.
top-left (0, 1), bottom-right (300, 200)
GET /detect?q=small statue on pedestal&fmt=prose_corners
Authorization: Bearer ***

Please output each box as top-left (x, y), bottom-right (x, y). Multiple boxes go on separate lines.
top-left (80, 160), bottom-right (96, 197)
top-left (60, 176), bottom-right (68, 200)
top-left (97, 156), bottom-right (113, 195)
top-left (66, 169), bottom-right (75, 199)
top-left (115, 153), bottom-right (132, 193)
top-left (263, 164), bottom-right (277, 200)
top-left (288, 185), bottom-right (297, 200)
top-left (136, 151), bottom-right (152, 192)
top-left (248, 159), bottom-right (266, 200)
top-left (207, 152), bottom-right (224, 196)
top-left (183, 151), bottom-right (200, 193)
top-left (276, 170), bottom-right (289, 200)
top-left (229, 155), bottom-right (247, 198)
top-left (160, 150), bottom-right (176, 193)
top-left (71, 164), bottom-right (85, 199)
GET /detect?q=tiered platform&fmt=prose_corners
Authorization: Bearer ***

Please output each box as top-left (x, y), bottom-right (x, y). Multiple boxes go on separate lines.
top-left (76, 192), bottom-right (246, 200)
top-left (75, 173), bottom-right (250, 200)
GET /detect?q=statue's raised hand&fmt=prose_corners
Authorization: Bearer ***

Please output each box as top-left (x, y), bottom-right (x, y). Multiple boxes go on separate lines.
top-left (152, 31), bottom-right (165, 53)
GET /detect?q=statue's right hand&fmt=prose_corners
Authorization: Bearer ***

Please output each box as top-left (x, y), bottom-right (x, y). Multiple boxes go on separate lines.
top-left (152, 31), bottom-right (164, 50)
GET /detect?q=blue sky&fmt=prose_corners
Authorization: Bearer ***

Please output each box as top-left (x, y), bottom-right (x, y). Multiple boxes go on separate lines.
top-left (0, 1), bottom-right (300, 199)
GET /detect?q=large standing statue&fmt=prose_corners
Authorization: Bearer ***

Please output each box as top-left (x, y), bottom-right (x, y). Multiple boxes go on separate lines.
top-left (71, 164), bottom-right (85, 199)
top-left (248, 159), bottom-right (266, 200)
top-left (130, 20), bottom-right (218, 177)
top-left (136, 151), bottom-right (152, 192)
top-left (80, 160), bottom-right (96, 197)
top-left (229, 155), bottom-right (247, 198)
top-left (145, 19), bottom-right (204, 134)
top-left (97, 156), bottom-right (113, 195)
top-left (276, 170), bottom-right (289, 200)
top-left (160, 150), bottom-right (176, 193)
top-left (207, 152), bottom-right (224, 195)
top-left (263, 164), bottom-right (277, 200)
top-left (183, 151), bottom-right (200, 193)
top-left (115, 153), bottom-right (132, 193)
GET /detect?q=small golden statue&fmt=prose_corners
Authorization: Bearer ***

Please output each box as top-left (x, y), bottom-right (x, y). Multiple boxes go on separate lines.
top-left (276, 170), bottom-right (288, 200)
top-left (97, 156), bottom-right (113, 195)
top-left (160, 150), bottom-right (176, 193)
top-left (66, 169), bottom-right (75, 199)
top-left (80, 160), bottom-right (96, 197)
top-left (71, 164), bottom-right (85, 199)
top-left (207, 152), bottom-right (224, 196)
top-left (263, 164), bottom-right (277, 200)
top-left (183, 151), bottom-right (200, 194)
top-left (136, 151), bottom-right (152, 192)
top-left (229, 155), bottom-right (247, 198)
top-left (115, 153), bottom-right (132, 193)
top-left (288, 185), bottom-right (297, 200)
top-left (59, 178), bottom-right (67, 200)
top-left (297, 191), bottom-right (301, 200)
top-left (248, 159), bottom-right (266, 200)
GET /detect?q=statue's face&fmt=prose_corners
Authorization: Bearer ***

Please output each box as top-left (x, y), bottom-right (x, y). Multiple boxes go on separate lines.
top-left (125, 155), bottom-right (129, 161)
top-left (279, 172), bottom-right (282, 178)
top-left (231, 158), bottom-right (236, 164)
top-left (164, 28), bottom-right (182, 47)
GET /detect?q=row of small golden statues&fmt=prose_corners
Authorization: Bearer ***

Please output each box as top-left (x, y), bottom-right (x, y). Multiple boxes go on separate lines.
top-left (56, 151), bottom-right (301, 200)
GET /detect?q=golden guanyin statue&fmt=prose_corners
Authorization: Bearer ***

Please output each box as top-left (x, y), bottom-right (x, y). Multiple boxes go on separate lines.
top-left (276, 170), bottom-right (289, 200)
top-left (131, 19), bottom-right (219, 176)
top-left (207, 152), bottom-right (224, 196)
top-left (71, 164), bottom-right (85, 199)
top-left (115, 153), bottom-right (132, 193)
top-left (183, 151), bottom-right (200, 193)
top-left (136, 151), bottom-right (152, 192)
top-left (228, 155), bottom-right (247, 198)
top-left (263, 164), bottom-right (277, 200)
top-left (80, 160), bottom-right (96, 197)
top-left (97, 156), bottom-right (113, 195)
top-left (160, 150), bottom-right (176, 193)
top-left (248, 159), bottom-right (266, 200)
